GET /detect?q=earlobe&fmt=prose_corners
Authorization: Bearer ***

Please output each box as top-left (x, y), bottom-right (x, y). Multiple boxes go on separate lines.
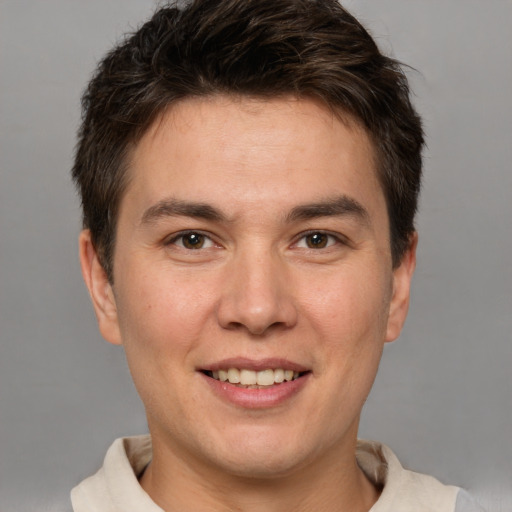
top-left (79, 230), bottom-right (123, 345)
top-left (385, 233), bottom-right (418, 343)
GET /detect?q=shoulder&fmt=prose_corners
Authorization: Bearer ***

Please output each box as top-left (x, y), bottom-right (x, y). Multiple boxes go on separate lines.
top-left (71, 435), bottom-right (161, 512)
top-left (357, 440), bottom-right (465, 512)
top-left (454, 489), bottom-right (487, 512)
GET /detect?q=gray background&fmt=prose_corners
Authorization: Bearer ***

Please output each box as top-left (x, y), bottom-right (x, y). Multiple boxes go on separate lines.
top-left (1, 1), bottom-right (510, 510)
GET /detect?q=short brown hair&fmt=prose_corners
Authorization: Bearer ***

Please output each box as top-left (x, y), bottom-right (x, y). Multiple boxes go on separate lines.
top-left (72, 0), bottom-right (424, 281)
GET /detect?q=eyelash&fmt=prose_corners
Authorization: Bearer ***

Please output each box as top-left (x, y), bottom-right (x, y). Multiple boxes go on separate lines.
top-left (293, 230), bottom-right (347, 250)
top-left (165, 230), bottom-right (347, 251)
top-left (165, 231), bottom-right (218, 250)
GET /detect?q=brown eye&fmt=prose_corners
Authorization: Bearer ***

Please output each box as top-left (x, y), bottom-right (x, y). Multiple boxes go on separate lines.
top-left (305, 232), bottom-right (329, 248)
top-left (168, 232), bottom-right (213, 250)
top-left (181, 232), bottom-right (205, 249)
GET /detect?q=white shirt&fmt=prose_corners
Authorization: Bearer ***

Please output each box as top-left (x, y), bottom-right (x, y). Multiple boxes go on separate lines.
top-left (71, 435), bottom-right (483, 511)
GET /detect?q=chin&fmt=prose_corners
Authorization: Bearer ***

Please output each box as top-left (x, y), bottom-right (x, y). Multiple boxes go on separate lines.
top-left (215, 447), bottom-right (310, 480)
top-left (200, 426), bottom-right (324, 480)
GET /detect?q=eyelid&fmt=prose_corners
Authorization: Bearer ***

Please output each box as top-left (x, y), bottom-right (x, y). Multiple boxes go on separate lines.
top-left (293, 229), bottom-right (349, 249)
top-left (163, 229), bottom-right (348, 250)
top-left (165, 230), bottom-right (219, 249)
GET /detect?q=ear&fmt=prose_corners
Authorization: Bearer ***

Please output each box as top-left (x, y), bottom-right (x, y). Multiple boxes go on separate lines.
top-left (79, 230), bottom-right (122, 345)
top-left (385, 232), bottom-right (418, 343)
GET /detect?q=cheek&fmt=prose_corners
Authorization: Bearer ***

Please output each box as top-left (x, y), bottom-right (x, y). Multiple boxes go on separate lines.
top-left (300, 263), bottom-right (391, 393)
top-left (302, 265), bottom-right (391, 343)
top-left (112, 271), bottom-right (217, 418)
top-left (114, 268), bottom-right (217, 358)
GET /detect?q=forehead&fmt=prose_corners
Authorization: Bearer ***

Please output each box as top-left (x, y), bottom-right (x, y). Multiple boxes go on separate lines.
top-left (122, 95), bottom-right (386, 224)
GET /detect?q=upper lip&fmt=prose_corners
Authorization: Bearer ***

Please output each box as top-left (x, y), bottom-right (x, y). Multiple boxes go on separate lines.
top-left (200, 357), bottom-right (309, 373)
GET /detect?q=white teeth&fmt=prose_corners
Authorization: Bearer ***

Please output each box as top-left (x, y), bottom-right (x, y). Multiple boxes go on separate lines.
top-left (274, 368), bottom-right (285, 383)
top-left (240, 369), bottom-right (257, 385)
top-left (211, 368), bottom-right (302, 386)
top-left (256, 369), bottom-right (274, 386)
top-left (227, 368), bottom-right (240, 384)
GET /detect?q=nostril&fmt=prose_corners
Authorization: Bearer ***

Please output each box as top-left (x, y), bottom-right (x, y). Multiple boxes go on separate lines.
top-left (215, 270), bottom-right (298, 335)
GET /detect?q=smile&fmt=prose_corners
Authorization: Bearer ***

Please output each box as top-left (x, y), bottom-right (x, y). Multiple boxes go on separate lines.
top-left (204, 368), bottom-right (303, 387)
top-left (200, 362), bottom-right (311, 408)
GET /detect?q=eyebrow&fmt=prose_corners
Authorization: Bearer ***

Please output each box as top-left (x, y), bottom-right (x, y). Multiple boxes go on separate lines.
top-left (285, 195), bottom-right (371, 226)
top-left (140, 194), bottom-right (370, 227)
top-left (140, 198), bottom-right (227, 225)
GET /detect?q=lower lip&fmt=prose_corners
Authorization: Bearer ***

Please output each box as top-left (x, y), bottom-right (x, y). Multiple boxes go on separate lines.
top-left (200, 372), bottom-right (311, 409)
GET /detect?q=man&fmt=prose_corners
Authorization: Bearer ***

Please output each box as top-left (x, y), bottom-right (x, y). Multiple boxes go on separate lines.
top-left (70, 1), bottom-right (482, 510)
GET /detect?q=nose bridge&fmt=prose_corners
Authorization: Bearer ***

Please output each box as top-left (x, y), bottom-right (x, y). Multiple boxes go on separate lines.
top-left (216, 241), bottom-right (297, 335)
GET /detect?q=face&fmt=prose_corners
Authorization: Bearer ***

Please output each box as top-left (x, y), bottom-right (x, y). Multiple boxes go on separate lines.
top-left (81, 95), bottom-right (415, 479)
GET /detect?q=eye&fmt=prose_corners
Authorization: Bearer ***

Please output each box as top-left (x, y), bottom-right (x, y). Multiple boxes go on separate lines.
top-left (168, 231), bottom-right (215, 250)
top-left (295, 231), bottom-right (340, 249)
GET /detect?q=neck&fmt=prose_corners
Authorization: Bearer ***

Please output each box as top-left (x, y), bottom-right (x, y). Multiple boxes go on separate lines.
top-left (140, 435), bottom-right (380, 512)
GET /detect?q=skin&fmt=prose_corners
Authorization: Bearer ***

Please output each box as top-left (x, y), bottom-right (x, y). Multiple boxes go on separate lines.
top-left (80, 95), bottom-right (417, 512)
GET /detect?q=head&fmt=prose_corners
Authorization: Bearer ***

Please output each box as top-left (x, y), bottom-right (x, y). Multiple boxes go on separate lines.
top-left (74, 0), bottom-right (423, 495)
top-left (72, 0), bottom-right (423, 283)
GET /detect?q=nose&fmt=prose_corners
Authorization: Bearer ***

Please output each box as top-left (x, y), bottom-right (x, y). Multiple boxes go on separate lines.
top-left (216, 247), bottom-right (298, 336)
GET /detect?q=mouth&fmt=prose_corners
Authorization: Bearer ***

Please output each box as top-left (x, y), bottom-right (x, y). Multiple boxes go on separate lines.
top-left (200, 360), bottom-right (312, 408)
top-left (201, 368), bottom-right (309, 388)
